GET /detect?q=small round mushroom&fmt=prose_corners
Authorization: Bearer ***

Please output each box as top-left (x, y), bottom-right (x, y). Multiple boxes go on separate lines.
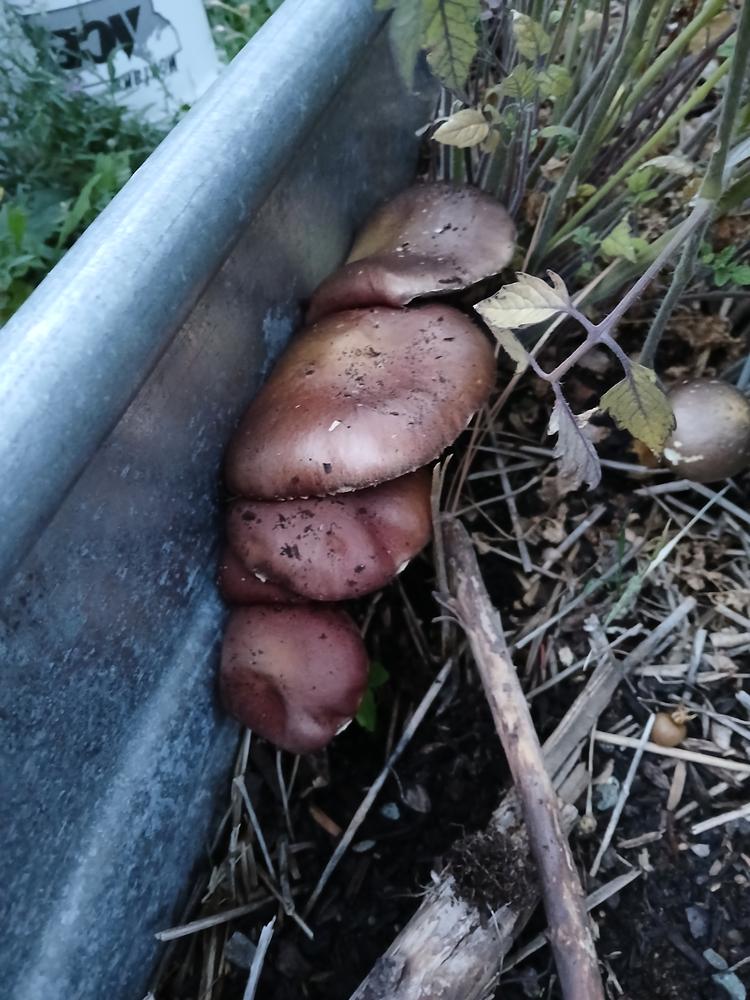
top-left (307, 183), bottom-right (516, 321)
top-left (217, 548), bottom-right (304, 605)
top-left (226, 468), bottom-right (432, 601)
top-left (220, 605), bottom-right (368, 753)
top-left (225, 304), bottom-right (496, 499)
top-left (663, 378), bottom-right (750, 482)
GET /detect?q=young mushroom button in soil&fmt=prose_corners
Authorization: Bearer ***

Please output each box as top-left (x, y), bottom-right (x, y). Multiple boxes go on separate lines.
top-left (307, 183), bottom-right (516, 321)
top-left (225, 468), bottom-right (432, 602)
top-left (225, 305), bottom-right (496, 499)
top-left (220, 605), bottom-right (369, 754)
top-left (662, 378), bottom-right (750, 482)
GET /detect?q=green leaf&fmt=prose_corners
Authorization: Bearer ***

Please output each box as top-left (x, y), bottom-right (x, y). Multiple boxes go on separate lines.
top-left (387, 0), bottom-right (425, 88)
top-left (368, 660), bottom-right (390, 689)
top-left (539, 124), bottom-right (579, 146)
top-left (6, 205), bottom-right (27, 248)
top-left (475, 270), bottom-right (570, 328)
top-left (433, 108), bottom-right (489, 147)
top-left (570, 225), bottom-right (597, 251)
top-left (729, 263), bottom-right (750, 285)
top-left (600, 364), bottom-right (675, 455)
top-left (600, 220), bottom-right (649, 263)
top-left (537, 64), bottom-right (572, 98)
top-left (424, 0), bottom-right (481, 93)
top-left (355, 689), bottom-right (377, 732)
top-left (714, 269), bottom-right (731, 286)
top-left (57, 172), bottom-right (101, 247)
top-left (547, 396), bottom-right (602, 493)
top-left (626, 168), bottom-right (654, 195)
top-left (511, 11), bottom-right (551, 60)
top-left (488, 63), bottom-right (537, 101)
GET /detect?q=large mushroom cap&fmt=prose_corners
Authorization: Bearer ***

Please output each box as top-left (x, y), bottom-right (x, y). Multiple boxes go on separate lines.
top-left (226, 468), bottom-right (432, 601)
top-left (663, 378), bottom-right (750, 482)
top-left (225, 305), bottom-right (495, 499)
top-left (220, 605), bottom-right (369, 754)
top-left (217, 547), bottom-right (305, 605)
top-left (307, 183), bottom-right (516, 322)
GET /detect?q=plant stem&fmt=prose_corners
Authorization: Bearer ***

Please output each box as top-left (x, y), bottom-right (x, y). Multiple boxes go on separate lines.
top-left (622, 0), bottom-right (725, 121)
top-left (550, 58), bottom-right (730, 248)
top-left (530, 0), bottom-right (653, 265)
top-left (639, 221), bottom-right (709, 367)
top-left (639, 0), bottom-right (750, 367)
top-left (701, 0), bottom-right (750, 199)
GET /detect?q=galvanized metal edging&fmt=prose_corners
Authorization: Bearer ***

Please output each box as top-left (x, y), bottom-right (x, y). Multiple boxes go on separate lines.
top-left (0, 0), bottom-right (384, 589)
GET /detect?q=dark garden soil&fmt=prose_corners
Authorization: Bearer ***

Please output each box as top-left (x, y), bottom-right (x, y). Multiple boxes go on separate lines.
top-left (155, 306), bottom-right (750, 1000)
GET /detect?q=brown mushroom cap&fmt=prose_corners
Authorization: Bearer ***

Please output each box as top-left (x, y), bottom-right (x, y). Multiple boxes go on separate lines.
top-left (217, 547), bottom-right (305, 605)
top-left (226, 468), bottom-right (432, 601)
top-left (307, 183), bottom-right (516, 322)
top-left (663, 379), bottom-right (750, 482)
top-left (225, 305), bottom-right (496, 499)
top-left (220, 605), bottom-right (368, 753)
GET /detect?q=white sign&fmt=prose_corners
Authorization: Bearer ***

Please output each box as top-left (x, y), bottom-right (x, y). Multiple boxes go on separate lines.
top-left (9, 0), bottom-right (221, 122)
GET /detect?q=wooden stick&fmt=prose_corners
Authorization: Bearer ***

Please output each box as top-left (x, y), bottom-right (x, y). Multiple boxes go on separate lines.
top-left (349, 786), bottom-right (584, 1000)
top-left (595, 731), bottom-right (750, 774)
top-left (442, 519), bottom-right (604, 1000)
top-left (349, 594), bottom-right (695, 1000)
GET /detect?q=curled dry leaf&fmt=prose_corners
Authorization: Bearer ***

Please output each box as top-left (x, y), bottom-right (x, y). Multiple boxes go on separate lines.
top-left (547, 396), bottom-right (602, 493)
top-left (492, 327), bottom-right (530, 374)
top-left (475, 270), bottom-right (570, 329)
top-left (600, 364), bottom-right (675, 455)
top-left (433, 108), bottom-right (489, 147)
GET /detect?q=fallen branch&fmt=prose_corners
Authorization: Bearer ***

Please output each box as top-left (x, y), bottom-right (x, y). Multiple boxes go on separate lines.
top-left (350, 774), bottom-right (585, 1000)
top-left (441, 519), bottom-right (604, 1000)
top-left (350, 582), bottom-right (696, 1000)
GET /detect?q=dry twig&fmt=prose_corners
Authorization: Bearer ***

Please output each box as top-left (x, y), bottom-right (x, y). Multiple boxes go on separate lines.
top-left (442, 518), bottom-right (604, 1000)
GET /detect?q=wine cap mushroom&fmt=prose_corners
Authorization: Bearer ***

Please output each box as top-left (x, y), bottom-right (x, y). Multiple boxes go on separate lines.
top-left (663, 378), bottom-right (750, 482)
top-left (226, 304), bottom-right (495, 499)
top-left (220, 605), bottom-right (368, 753)
top-left (226, 468), bottom-right (432, 601)
top-left (217, 547), bottom-right (305, 605)
top-left (307, 183), bottom-right (516, 322)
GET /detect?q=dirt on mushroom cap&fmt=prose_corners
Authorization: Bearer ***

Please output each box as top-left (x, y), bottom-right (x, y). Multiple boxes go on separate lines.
top-left (225, 305), bottom-right (496, 500)
top-left (226, 469), bottom-right (432, 601)
top-left (307, 183), bottom-right (516, 322)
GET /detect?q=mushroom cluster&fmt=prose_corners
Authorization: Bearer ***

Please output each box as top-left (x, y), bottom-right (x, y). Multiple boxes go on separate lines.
top-left (219, 184), bottom-right (516, 753)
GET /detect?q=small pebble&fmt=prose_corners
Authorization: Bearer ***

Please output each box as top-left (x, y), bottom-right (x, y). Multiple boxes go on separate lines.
top-left (224, 931), bottom-right (256, 970)
top-left (593, 777), bottom-right (620, 812)
top-left (685, 905), bottom-right (709, 939)
top-left (380, 802), bottom-right (400, 821)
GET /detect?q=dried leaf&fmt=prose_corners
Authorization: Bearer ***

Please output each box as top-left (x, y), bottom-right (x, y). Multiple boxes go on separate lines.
top-left (491, 327), bottom-right (530, 373)
top-left (639, 154), bottom-right (695, 177)
top-left (475, 270), bottom-right (570, 328)
top-left (433, 108), bottom-right (489, 147)
top-left (424, 0), bottom-right (481, 93)
top-left (511, 10), bottom-right (551, 60)
top-left (600, 364), bottom-right (675, 455)
top-left (580, 9), bottom-right (604, 33)
top-left (547, 397), bottom-right (602, 493)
